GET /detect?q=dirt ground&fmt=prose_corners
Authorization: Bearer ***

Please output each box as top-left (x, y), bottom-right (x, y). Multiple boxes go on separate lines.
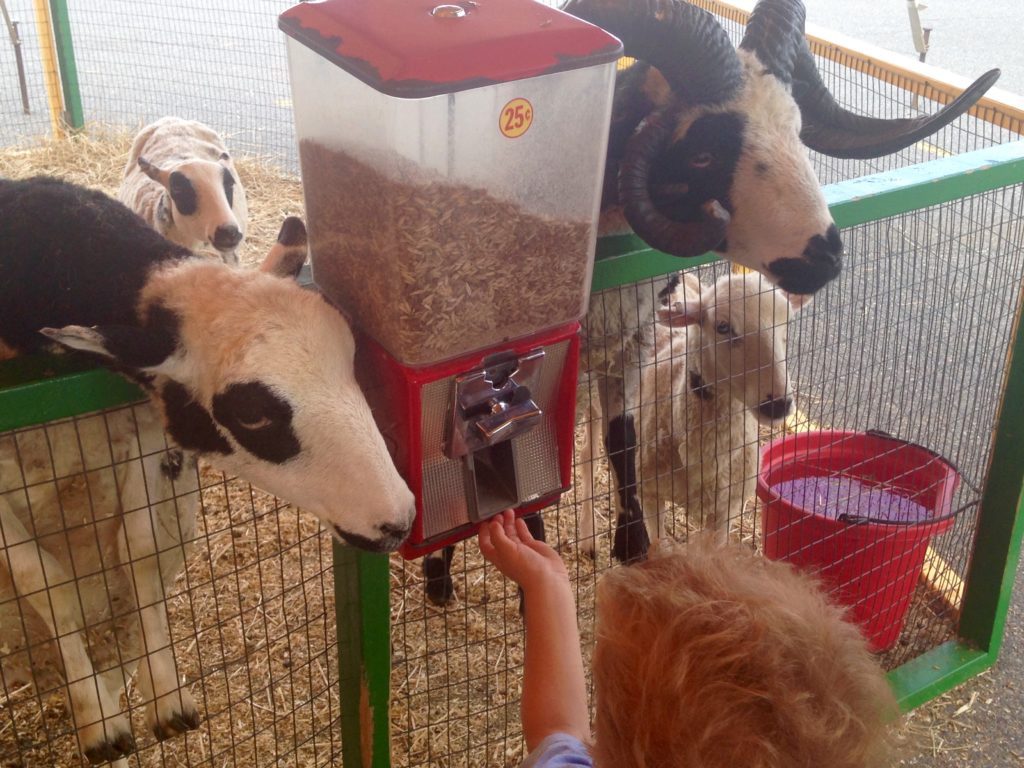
top-left (899, 560), bottom-right (1024, 766)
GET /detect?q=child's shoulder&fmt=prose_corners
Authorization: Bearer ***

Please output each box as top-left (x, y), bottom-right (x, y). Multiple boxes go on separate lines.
top-left (520, 733), bottom-right (593, 768)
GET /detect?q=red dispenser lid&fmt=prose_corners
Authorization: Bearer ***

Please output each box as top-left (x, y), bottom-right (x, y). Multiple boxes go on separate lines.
top-left (278, 0), bottom-right (622, 99)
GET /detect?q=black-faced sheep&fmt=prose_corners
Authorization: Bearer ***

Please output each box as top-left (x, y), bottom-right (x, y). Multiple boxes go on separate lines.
top-left (117, 117), bottom-right (249, 264)
top-left (579, 271), bottom-right (799, 555)
top-left (0, 176), bottom-right (414, 763)
top-left (563, 0), bottom-right (999, 563)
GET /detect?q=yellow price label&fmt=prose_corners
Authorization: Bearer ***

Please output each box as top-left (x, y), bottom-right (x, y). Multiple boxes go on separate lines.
top-left (499, 98), bottom-right (533, 139)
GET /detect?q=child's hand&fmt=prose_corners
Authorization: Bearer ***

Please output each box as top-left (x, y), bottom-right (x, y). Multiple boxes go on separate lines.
top-left (478, 510), bottom-right (568, 592)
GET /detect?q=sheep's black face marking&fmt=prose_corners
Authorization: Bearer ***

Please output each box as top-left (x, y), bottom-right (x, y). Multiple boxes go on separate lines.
top-left (222, 167), bottom-right (235, 208)
top-left (651, 112), bottom-right (745, 226)
top-left (657, 273), bottom-right (681, 303)
top-left (333, 523), bottom-right (409, 553)
top-left (168, 172), bottom-right (198, 215)
top-left (768, 224), bottom-right (844, 294)
top-left (162, 381), bottom-right (232, 456)
top-left (689, 370), bottom-right (714, 401)
top-left (160, 449), bottom-right (184, 481)
top-left (212, 381), bottom-right (301, 464)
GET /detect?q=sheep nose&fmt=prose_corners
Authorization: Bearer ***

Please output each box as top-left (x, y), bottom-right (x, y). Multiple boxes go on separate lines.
top-left (758, 396), bottom-right (793, 422)
top-left (378, 520), bottom-right (412, 539)
top-left (765, 224), bottom-right (843, 295)
top-left (804, 224), bottom-right (843, 269)
top-left (212, 225), bottom-right (242, 250)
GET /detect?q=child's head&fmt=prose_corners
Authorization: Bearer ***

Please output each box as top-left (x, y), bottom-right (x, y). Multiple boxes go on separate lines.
top-left (590, 537), bottom-right (898, 768)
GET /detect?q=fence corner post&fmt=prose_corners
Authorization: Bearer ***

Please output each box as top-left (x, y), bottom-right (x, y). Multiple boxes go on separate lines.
top-left (47, 0), bottom-right (83, 130)
top-left (334, 541), bottom-right (393, 768)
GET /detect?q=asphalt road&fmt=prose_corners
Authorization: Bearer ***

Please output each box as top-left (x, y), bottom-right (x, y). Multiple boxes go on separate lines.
top-left (806, 0), bottom-right (1023, 97)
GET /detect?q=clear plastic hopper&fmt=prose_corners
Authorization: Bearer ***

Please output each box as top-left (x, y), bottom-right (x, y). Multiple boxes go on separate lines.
top-left (281, 0), bottom-right (620, 366)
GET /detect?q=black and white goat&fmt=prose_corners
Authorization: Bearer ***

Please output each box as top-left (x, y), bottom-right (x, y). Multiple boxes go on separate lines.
top-left (563, 0), bottom-right (999, 562)
top-left (0, 176), bottom-right (414, 764)
top-left (118, 117), bottom-right (248, 264)
top-left (579, 271), bottom-right (799, 554)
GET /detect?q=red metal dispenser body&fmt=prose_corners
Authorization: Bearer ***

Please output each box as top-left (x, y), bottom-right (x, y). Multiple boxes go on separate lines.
top-left (280, 0), bottom-right (620, 556)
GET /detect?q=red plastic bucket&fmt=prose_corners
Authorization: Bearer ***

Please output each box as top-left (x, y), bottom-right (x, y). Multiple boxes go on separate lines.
top-left (757, 430), bottom-right (960, 652)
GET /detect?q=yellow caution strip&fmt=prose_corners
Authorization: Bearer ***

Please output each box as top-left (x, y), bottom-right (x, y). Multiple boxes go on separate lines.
top-left (32, 0), bottom-right (65, 139)
top-left (921, 545), bottom-right (965, 615)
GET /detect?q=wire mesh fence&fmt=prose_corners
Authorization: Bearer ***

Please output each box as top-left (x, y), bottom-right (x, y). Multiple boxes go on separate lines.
top-left (0, 402), bottom-right (341, 767)
top-left (1, 1), bottom-right (1023, 767)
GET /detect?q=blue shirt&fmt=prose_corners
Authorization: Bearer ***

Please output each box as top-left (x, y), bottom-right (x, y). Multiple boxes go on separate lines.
top-left (520, 733), bottom-right (593, 767)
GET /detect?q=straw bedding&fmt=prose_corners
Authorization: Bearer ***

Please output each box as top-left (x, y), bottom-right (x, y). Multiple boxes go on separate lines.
top-left (0, 128), bottom-right (948, 768)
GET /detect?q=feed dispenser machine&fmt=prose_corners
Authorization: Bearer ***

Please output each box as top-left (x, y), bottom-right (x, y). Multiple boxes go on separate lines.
top-left (280, 0), bottom-right (620, 556)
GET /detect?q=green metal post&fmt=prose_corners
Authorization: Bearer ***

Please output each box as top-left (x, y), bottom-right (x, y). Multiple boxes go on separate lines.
top-left (334, 543), bottom-right (393, 768)
top-left (0, 354), bottom-right (143, 432)
top-left (48, 0), bottom-right (84, 130)
top-left (957, 281), bottom-right (1024, 655)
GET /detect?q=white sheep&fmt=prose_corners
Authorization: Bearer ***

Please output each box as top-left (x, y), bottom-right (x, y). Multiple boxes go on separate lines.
top-left (0, 405), bottom-right (199, 765)
top-left (118, 116), bottom-right (249, 264)
top-left (578, 271), bottom-right (800, 555)
top-left (0, 176), bottom-right (414, 764)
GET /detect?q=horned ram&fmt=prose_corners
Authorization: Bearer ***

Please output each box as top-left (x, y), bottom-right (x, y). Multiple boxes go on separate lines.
top-left (564, 0), bottom-right (999, 562)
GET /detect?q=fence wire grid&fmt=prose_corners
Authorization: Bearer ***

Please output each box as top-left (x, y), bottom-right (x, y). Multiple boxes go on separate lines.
top-left (1, 1), bottom-right (1023, 767)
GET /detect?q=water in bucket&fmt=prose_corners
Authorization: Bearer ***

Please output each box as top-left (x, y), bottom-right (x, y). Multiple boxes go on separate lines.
top-left (758, 430), bottom-right (960, 652)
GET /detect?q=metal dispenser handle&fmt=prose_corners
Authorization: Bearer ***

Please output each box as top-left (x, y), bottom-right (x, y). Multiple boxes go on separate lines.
top-left (446, 349), bottom-right (545, 460)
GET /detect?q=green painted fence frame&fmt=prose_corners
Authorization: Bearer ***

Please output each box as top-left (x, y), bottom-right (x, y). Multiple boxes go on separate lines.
top-left (1, 142), bottom-right (1023, 765)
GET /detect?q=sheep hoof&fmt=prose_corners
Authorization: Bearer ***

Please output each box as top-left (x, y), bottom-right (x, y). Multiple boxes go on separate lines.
top-left (423, 560), bottom-right (455, 606)
top-left (82, 722), bottom-right (135, 765)
top-left (150, 691), bottom-right (201, 742)
top-left (612, 515), bottom-right (650, 565)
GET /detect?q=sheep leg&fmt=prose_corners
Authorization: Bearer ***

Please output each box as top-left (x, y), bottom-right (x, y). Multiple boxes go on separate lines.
top-left (423, 546), bottom-right (456, 606)
top-left (118, 496), bottom-right (199, 741)
top-left (710, 485), bottom-right (735, 544)
top-left (601, 367), bottom-right (650, 564)
top-left (576, 411), bottom-right (598, 558)
top-left (0, 498), bottom-right (134, 764)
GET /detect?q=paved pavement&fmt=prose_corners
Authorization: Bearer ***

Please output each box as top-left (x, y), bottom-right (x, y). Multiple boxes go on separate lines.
top-left (806, 0), bottom-right (1023, 96)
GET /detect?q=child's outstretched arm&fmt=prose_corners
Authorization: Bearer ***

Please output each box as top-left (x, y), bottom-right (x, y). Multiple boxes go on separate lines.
top-left (478, 510), bottom-right (591, 751)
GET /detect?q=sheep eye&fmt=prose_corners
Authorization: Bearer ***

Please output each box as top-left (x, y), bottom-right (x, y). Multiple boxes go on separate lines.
top-left (690, 152), bottom-right (714, 169)
top-left (716, 320), bottom-right (734, 336)
top-left (236, 414), bottom-right (273, 431)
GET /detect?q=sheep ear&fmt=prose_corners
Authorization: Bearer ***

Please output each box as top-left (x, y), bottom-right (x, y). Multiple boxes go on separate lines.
top-left (40, 324), bottom-right (177, 371)
top-left (260, 216), bottom-right (308, 280)
top-left (138, 156), bottom-right (171, 187)
top-left (656, 296), bottom-right (702, 328)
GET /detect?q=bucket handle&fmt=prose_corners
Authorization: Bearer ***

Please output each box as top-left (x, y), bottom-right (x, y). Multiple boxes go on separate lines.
top-left (825, 429), bottom-right (981, 527)
top-left (838, 499), bottom-right (978, 528)
top-left (865, 428), bottom-right (982, 495)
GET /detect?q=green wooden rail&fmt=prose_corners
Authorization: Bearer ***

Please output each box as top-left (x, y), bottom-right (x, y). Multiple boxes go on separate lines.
top-left (2, 141), bottom-right (1023, 766)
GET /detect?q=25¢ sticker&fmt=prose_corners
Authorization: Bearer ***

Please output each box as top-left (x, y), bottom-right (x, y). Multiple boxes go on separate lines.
top-left (500, 98), bottom-right (533, 138)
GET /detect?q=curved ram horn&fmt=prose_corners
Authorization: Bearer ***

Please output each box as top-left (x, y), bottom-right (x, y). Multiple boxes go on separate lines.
top-left (739, 0), bottom-right (807, 83)
top-left (564, 0), bottom-right (744, 105)
top-left (619, 108), bottom-right (731, 258)
top-left (791, 39), bottom-right (1001, 159)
